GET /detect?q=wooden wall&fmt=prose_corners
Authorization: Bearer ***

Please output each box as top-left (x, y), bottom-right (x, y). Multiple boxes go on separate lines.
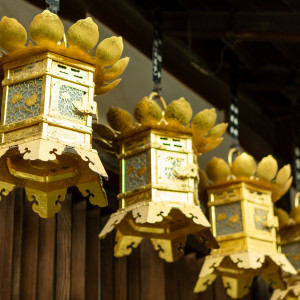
top-left (0, 187), bottom-right (271, 300)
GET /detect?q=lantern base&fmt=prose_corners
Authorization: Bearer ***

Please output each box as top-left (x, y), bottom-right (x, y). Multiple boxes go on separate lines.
top-left (194, 250), bottom-right (296, 299)
top-left (99, 201), bottom-right (218, 262)
top-left (0, 137), bottom-right (107, 217)
top-left (271, 272), bottom-right (300, 300)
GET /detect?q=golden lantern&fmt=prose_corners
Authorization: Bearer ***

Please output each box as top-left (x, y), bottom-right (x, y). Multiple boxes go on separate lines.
top-left (94, 93), bottom-right (227, 262)
top-left (271, 195), bottom-right (300, 300)
top-left (0, 11), bottom-right (129, 217)
top-left (194, 150), bottom-right (297, 299)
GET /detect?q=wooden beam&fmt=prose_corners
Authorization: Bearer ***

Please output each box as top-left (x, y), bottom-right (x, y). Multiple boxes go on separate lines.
top-left (162, 12), bottom-right (300, 42)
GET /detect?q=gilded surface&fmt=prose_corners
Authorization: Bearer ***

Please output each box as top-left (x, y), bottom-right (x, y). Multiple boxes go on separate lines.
top-left (155, 190), bottom-right (189, 205)
top-left (7, 60), bottom-right (45, 84)
top-left (0, 137), bottom-right (108, 217)
top-left (51, 60), bottom-right (89, 85)
top-left (195, 251), bottom-right (297, 298)
top-left (221, 276), bottom-right (254, 299)
top-left (25, 187), bottom-right (67, 218)
top-left (3, 124), bottom-right (41, 143)
top-left (254, 207), bottom-right (269, 232)
top-left (58, 84), bottom-right (86, 121)
top-left (271, 274), bottom-right (300, 300)
top-left (123, 191), bottom-right (151, 206)
top-left (215, 202), bottom-right (243, 236)
top-left (125, 152), bottom-right (148, 192)
top-left (151, 236), bottom-right (186, 262)
top-left (281, 243), bottom-right (300, 269)
top-left (114, 230), bottom-right (143, 257)
top-left (99, 202), bottom-right (217, 262)
top-left (6, 77), bottom-right (42, 124)
top-left (0, 181), bottom-right (15, 200)
top-left (76, 179), bottom-right (107, 207)
top-left (47, 125), bottom-right (85, 144)
top-left (157, 150), bottom-right (188, 184)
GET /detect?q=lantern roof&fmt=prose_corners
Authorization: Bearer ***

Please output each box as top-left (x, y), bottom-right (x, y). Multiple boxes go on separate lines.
top-left (93, 92), bottom-right (228, 155)
top-left (0, 10), bottom-right (129, 95)
top-left (202, 150), bottom-right (293, 202)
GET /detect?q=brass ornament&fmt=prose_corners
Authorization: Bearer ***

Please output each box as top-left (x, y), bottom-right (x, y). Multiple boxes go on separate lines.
top-left (95, 92), bottom-right (227, 262)
top-left (0, 11), bottom-right (129, 217)
top-left (271, 195), bottom-right (300, 300)
top-left (194, 150), bottom-right (296, 299)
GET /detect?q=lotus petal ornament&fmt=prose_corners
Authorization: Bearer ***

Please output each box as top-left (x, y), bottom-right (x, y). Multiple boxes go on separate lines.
top-left (0, 17), bottom-right (27, 52)
top-left (29, 10), bottom-right (64, 44)
top-left (67, 17), bottom-right (99, 51)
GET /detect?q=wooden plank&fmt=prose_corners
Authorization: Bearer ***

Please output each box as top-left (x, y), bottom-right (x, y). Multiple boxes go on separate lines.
top-left (86, 207), bottom-right (101, 300)
top-left (0, 190), bottom-right (15, 300)
top-left (140, 239), bottom-right (165, 300)
top-left (20, 194), bottom-right (40, 300)
top-left (164, 260), bottom-right (180, 300)
top-left (11, 188), bottom-right (24, 300)
top-left (176, 253), bottom-right (202, 300)
top-left (214, 277), bottom-right (227, 300)
top-left (100, 215), bottom-right (114, 300)
top-left (36, 216), bottom-right (56, 300)
top-left (162, 12), bottom-right (300, 42)
top-left (114, 256), bottom-right (127, 300)
top-left (71, 200), bottom-right (87, 300)
top-left (127, 248), bottom-right (140, 300)
top-left (55, 193), bottom-right (72, 300)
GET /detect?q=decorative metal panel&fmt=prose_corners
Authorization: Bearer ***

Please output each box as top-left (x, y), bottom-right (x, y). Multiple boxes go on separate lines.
top-left (125, 152), bottom-right (149, 192)
top-left (254, 207), bottom-right (269, 232)
top-left (157, 151), bottom-right (187, 184)
top-left (281, 242), bottom-right (300, 269)
top-left (58, 85), bottom-right (85, 121)
top-left (215, 202), bottom-right (243, 236)
top-left (6, 77), bottom-right (42, 124)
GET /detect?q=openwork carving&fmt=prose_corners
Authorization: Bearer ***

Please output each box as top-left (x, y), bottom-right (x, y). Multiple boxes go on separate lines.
top-left (254, 207), bottom-right (269, 232)
top-left (125, 152), bottom-right (149, 191)
top-left (6, 77), bottom-right (42, 124)
top-left (99, 203), bottom-right (218, 262)
top-left (0, 182), bottom-right (15, 201)
top-left (58, 84), bottom-right (86, 121)
top-left (215, 202), bottom-right (243, 236)
top-left (25, 187), bottom-right (67, 218)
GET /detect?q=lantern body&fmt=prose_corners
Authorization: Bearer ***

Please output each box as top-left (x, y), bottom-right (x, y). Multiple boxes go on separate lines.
top-left (0, 51), bottom-right (107, 217)
top-left (99, 127), bottom-right (218, 262)
top-left (271, 224), bottom-right (300, 299)
top-left (119, 129), bottom-right (197, 208)
top-left (209, 181), bottom-right (278, 253)
top-left (1, 52), bottom-right (96, 146)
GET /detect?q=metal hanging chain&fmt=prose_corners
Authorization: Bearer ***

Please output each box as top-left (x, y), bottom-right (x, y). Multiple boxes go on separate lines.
top-left (45, 0), bottom-right (60, 14)
top-left (229, 53), bottom-right (239, 149)
top-left (152, 4), bottom-right (162, 95)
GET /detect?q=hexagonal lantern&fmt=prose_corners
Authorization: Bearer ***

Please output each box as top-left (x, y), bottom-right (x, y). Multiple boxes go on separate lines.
top-left (94, 93), bottom-right (226, 262)
top-left (0, 10), bottom-right (129, 217)
top-left (271, 198), bottom-right (300, 300)
top-left (194, 151), bottom-right (296, 299)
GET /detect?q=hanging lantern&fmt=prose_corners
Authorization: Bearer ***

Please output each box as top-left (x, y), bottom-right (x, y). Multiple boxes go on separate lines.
top-left (94, 93), bottom-right (228, 262)
top-left (0, 11), bottom-right (129, 217)
top-left (271, 195), bottom-right (300, 300)
top-left (194, 151), bottom-right (297, 298)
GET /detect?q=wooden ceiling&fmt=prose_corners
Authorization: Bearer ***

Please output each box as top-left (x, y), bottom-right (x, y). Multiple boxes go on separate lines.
top-left (29, 0), bottom-right (300, 165)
